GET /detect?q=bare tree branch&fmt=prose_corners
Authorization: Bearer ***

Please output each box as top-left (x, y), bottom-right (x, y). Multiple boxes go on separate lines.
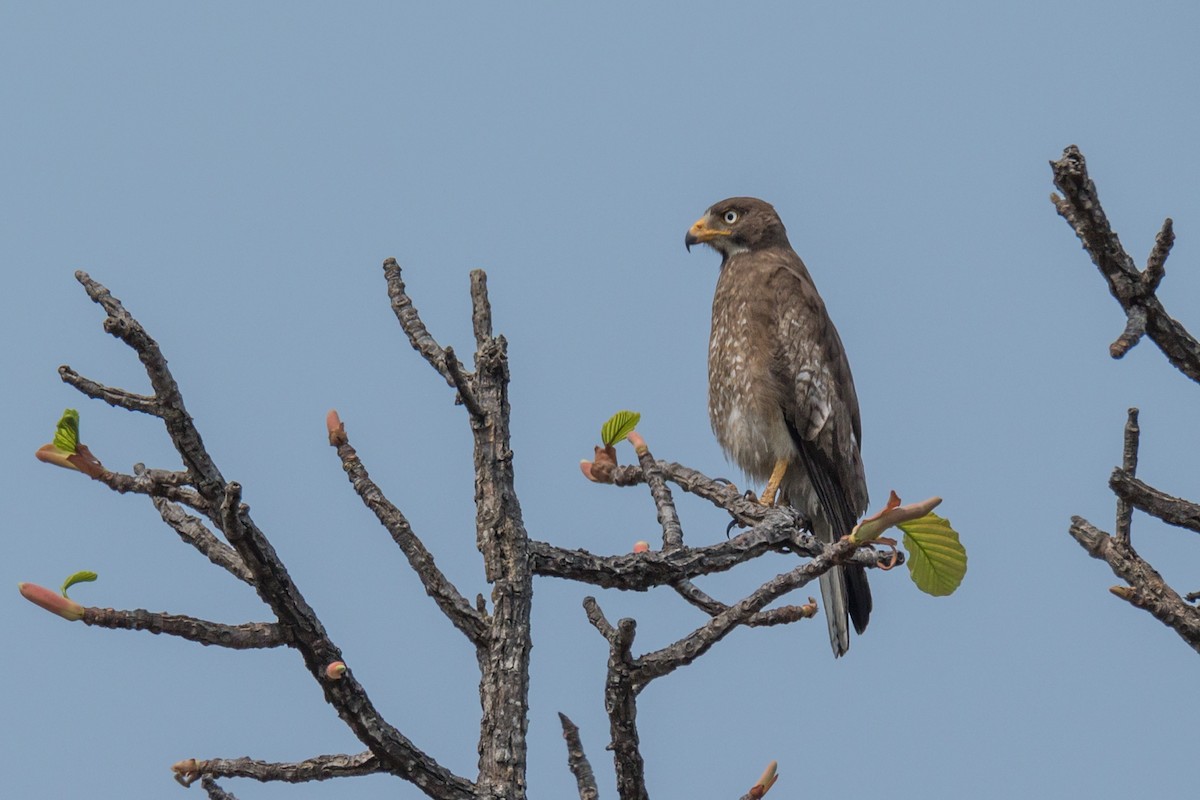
top-left (1050, 146), bottom-right (1200, 378)
top-left (1053, 146), bottom-right (1200, 657)
top-left (470, 269), bottom-right (492, 350)
top-left (1110, 468), bottom-right (1200, 535)
top-left (200, 777), bottom-right (239, 799)
top-left (635, 542), bottom-right (851, 685)
top-left (530, 511), bottom-right (901, 591)
top-left (671, 577), bottom-right (816, 628)
top-left (218, 482), bottom-right (474, 798)
top-left (82, 606), bottom-right (290, 648)
top-left (58, 364), bottom-right (162, 415)
top-left (1115, 408), bottom-right (1139, 544)
top-left (443, 345), bottom-right (485, 418)
top-left (98, 467), bottom-right (210, 513)
top-left (189, 752), bottom-right (383, 784)
top-left (384, 257), bottom-right (456, 388)
top-left (72, 271), bottom-right (229, 499)
top-left (608, 460), bottom-right (768, 523)
top-left (1069, 517), bottom-right (1200, 652)
top-left (329, 416), bottom-right (488, 646)
top-left (633, 440), bottom-right (685, 551)
top-left (557, 713), bottom-right (600, 800)
top-left (151, 496), bottom-right (253, 582)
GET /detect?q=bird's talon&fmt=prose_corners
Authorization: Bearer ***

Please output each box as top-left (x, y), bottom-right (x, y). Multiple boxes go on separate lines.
top-left (873, 537), bottom-right (900, 570)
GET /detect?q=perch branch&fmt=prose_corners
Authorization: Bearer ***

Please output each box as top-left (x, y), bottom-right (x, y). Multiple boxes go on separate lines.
top-left (530, 508), bottom-right (900, 591)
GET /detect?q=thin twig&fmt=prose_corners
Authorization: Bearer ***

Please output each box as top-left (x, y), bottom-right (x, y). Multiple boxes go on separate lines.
top-left (329, 420), bottom-right (488, 646)
top-left (151, 496), bottom-right (254, 582)
top-left (635, 543), bottom-right (850, 685)
top-left (99, 469), bottom-right (210, 514)
top-left (59, 365), bottom-right (162, 415)
top-left (671, 578), bottom-right (816, 627)
top-left (634, 442), bottom-right (684, 550)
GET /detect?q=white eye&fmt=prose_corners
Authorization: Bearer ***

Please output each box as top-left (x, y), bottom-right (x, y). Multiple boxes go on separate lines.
top-left (723, 210), bottom-right (739, 224)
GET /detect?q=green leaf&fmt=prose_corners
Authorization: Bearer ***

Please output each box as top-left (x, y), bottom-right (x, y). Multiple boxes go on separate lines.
top-left (61, 570), bottom-right (98, 598)
top-left (601, 410), bottom-right (641, 447)
top-left (52, 409), bottom-right (81, 454)
top-left (899, 513), bottom-right (966, 596)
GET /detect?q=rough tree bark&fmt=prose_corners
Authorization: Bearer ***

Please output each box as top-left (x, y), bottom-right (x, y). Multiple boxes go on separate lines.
top-left (1051, 145), bottom-right (1200, 653)
top-left (25, 262), bottom-right (899, 799)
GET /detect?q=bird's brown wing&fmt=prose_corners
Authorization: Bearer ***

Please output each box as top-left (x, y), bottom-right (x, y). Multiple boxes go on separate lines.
top-left (765, 248), bottom-right (872, 649)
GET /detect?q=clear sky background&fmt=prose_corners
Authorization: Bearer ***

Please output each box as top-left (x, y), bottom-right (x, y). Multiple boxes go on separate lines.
top-left (4, 3), bottom-right (1199, 798)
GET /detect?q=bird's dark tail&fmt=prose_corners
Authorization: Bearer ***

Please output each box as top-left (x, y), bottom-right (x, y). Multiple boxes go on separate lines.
top-left (793, 439), bottom-right (872, 658)
top-left (810, 512), bottom-right (871, 657)
top-left (806, 494), bottom-right (873, 657)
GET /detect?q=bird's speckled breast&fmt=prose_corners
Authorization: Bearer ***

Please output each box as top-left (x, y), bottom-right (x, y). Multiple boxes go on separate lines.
top-left (707, 256), bottom-right (796, 483)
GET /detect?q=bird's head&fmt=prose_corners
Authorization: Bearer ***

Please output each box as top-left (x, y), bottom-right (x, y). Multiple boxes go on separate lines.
top-left (684, 197), bottom-right (789, 257)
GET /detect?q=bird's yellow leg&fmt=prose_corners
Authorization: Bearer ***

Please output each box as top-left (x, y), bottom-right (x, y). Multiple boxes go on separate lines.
top-left (759, 458), bottom-right (789, 506)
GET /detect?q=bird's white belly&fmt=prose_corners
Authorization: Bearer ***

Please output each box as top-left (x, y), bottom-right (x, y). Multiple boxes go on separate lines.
top-left (717, 403), bottom-right (796, 483)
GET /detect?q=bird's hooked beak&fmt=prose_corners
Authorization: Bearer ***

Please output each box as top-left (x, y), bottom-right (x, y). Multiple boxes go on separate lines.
top-left (685, 214), bottom-right (730, 252)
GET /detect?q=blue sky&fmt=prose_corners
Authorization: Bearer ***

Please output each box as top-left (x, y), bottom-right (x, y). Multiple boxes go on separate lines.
top-left (4, 3), bottom-right (1200, 798)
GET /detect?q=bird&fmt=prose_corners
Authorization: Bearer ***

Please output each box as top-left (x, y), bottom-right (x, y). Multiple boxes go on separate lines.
top-left (685, 197), bottom-right (870, 657)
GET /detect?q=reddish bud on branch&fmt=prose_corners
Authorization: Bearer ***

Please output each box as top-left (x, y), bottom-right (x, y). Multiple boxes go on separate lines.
top-left (18, 582), bottom-right (84, 621)
top-left (326, 409), bottom-right (347, 446)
